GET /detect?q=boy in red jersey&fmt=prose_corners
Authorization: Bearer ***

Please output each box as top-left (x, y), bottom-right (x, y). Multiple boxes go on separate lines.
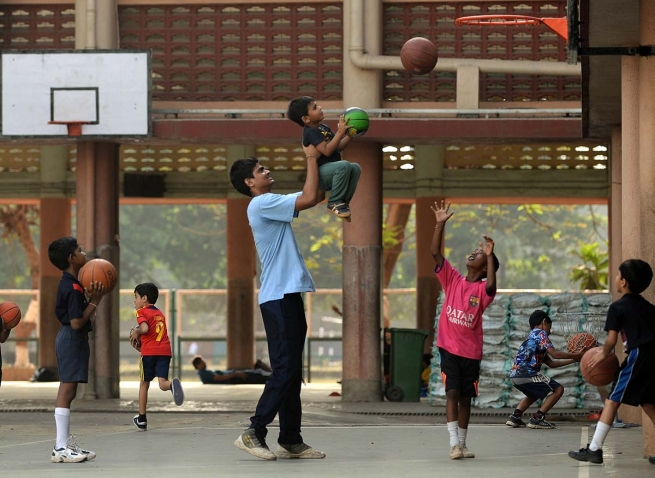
top-left (431, 201), bottom-right (498, 460)
top-left (129, 282), bottom-right (184, 431)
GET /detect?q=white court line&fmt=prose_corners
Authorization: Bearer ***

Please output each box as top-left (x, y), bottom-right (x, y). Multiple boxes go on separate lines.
top-left (579, 426), bottom-right (590, 478)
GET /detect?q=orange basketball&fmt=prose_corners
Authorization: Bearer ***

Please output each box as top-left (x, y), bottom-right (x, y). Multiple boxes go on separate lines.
top-left (0, 301), bottom-right (22, 329)
top-left (567, 332), bottom-right (598, 353)
top-left (78, 258), bottom-right (118, 294)
top-left (580, 347), bottom-right (619, 386)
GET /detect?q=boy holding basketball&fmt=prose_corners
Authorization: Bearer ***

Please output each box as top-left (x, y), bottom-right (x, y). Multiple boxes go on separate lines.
top-left (128, 282), bottom-right (184, 431)
top-left (505, 310), bottom-right (582, 429)
top-left (430, 201), bottom-right (498, 460)
top-left (48, 237), bottom-right (105, 463)
top-left (569, 259), bottom-right (655, 465)
top-left (287, 96), bottom-right (361, 222)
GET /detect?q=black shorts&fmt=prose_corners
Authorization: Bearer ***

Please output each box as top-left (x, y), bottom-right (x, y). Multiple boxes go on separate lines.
top-left (511, 373), bottom-right (563, 400)
top-left (56, 326), bottom-right (90, 383)
top-left (140, 355), bottom-right (171, 382)
top-left (439, 348), bottom-right (480, 398)
top-left (609, 346), bottom-right (655, 406)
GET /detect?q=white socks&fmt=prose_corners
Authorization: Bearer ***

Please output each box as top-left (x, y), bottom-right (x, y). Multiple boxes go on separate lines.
top-left (447, 421), bottom-right (459, 447)
top-left (54, 407), bottom-right (70, 450)
top-left (589, 421), bottom-right (611, 451)
top-left (458, 426), bottom-right (468, 447)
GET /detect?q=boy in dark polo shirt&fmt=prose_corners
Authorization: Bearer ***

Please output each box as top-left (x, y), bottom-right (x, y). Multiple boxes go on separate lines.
top-left (48, 237), bottom-right (105, 463)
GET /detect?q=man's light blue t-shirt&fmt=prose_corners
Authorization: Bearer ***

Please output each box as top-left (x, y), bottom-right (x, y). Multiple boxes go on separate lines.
top-left (248, 192), bottom-right (315, 304)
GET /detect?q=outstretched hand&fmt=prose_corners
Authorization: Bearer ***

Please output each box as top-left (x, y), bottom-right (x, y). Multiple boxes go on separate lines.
top-left (336, 114), bottom-right (348, 136)
top-left (480, 235), bottom-right (495, 256)
top-left (587, 350), bottom-right (607, 369)
top-left (430, 200), bottom-right (454, 224)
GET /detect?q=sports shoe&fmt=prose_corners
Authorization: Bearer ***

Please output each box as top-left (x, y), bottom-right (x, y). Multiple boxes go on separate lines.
top-left (66, 435), bottom-right (96, 461)
top-left (51, 446), bottom-right (87, 463)
top-left (649, 455), bottom-right (655, 465)
top-left (276, 443), bottom-right (326, 459)
top-left (133, 414), bottom-right (147, 431)
top-left (171, 378), bottom-right (184, 406)
top-left (234, 429), bottom-right (277, 460)
top-left (568, 445), bottom-right (603, 464)
top-left (450, 444), bottom-right (463, 460)
top-left (527, 417), bottom-right (556, 429)
top-left (460, 444), bottom-right (475, 458)
top-left (328, 203), bottom-right (351, 221)
top-left (505, 415), bottom-right (527, 428)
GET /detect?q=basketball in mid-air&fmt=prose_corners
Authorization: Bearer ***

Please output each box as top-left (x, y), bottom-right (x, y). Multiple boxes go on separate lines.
top-left (567, 332), bottom-right (598, 353)
top-left (400, 37), bottom-right (439, 75)
top-left (580, 347), bottom-right (619, 386)
top-left (0, 301), bottom-right (21, 329)
top-left (344, 107), bottom-right (369, 137)
top-left (78, 258), bottom-right (118, 294)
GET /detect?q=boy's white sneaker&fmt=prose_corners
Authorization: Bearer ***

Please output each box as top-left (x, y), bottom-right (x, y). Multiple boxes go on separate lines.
top-left (450, 444), bottom-right (464, 460)
top-left (66, 435), bottom-right (96, 460)
top-left (51, 446), bottom-right (87, 463)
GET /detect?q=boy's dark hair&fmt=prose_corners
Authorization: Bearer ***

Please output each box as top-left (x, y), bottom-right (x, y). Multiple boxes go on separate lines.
top-left (619, 259), bottom-right (653, 294)
top-left (48, 237), bottom-right (79, 271)
top-left (229, 157), bottom-right (259, 197)
top-left (529, 310), bottom-right (552, 329)
top-left (134, 282), bottom-right (159, 304)
top-left (286, 96), bottom-right (314, 127)
top-left (191, 355), bottom-right (203, 369)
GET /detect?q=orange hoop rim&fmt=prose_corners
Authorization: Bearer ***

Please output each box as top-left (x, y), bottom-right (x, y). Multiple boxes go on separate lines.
top-left (455, 15), bottom-right (543, 27)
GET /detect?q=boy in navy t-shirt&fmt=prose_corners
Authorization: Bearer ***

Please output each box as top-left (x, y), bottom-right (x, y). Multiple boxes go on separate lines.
top-left (287, 96), bottom-right (361, 222)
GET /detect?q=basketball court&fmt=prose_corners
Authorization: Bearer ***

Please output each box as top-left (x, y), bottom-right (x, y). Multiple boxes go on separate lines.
top-left (0, 382), bottom-right (652, 477)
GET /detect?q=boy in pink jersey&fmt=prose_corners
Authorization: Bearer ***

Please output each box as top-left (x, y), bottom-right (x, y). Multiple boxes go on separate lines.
top-left (430, 201), bottom-right (498, 460)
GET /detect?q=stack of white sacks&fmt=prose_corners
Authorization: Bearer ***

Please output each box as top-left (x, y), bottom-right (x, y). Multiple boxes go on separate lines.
top-left (429, 291), bottom-right (612, 410)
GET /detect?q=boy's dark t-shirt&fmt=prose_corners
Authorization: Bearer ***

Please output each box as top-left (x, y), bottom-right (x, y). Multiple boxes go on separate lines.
top-left (55, 271), bottom-right (91, 333)
top-left (303, 124), bottom-right (341, 167)
top-left (605, 293), bottom-right (655, 350)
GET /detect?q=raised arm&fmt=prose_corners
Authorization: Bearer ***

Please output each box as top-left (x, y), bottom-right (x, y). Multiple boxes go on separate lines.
top-left (430, 201), bottom-right (453, 267)
top-left (481, 235), bottom-right (497, 295)
top-left (0, 319), bottom-right (9, 343)
top-left (294, 144), bottom-right (321, 212)
top-left (314, 114), bottom-right (348, 158)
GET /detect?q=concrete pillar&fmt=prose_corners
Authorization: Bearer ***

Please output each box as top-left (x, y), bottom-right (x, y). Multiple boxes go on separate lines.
top-left (638, 0), bottom-right (655, 455)
top-left (609, 127), bottom-right (621, 290)
top-left (341, 142), bottom-right (383, 402)
top-left (75, 0), bottom-right (118, 49)
top-left (617, 55), bottom-right (642, 427)
top-left (456, 66), bottom-right (480, 110)
top-left (341, 0), bottom-right (384, 402)
top-left (76, 142), bottom-right (120, 399)
top-left (414, 146), bottom-right (445, 352)
top-left (226, 145), bottom-right (256, 370)
top-left (39, 146), bottom-right (71, 376)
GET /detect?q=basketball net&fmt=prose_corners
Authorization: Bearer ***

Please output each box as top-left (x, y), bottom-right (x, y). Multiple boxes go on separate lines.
top-left (555, 310), bottom-right (605, 351)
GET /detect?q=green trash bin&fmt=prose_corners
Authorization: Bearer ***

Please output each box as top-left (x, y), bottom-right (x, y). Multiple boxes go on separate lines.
top-left (385, 328), bottom-right (429, 402)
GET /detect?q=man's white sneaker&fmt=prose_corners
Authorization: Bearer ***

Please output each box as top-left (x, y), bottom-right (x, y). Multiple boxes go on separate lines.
top-left (276, 443), bottom-right (326, 459)
top-left (66, 435), bottom-right (96, 460)
top-left (234, 429), bottom-right (277, 460)
top-left (51, 446), bottom-right (87, 463)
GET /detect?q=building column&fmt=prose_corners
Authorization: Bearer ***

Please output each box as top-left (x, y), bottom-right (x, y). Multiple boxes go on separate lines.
top-left (618, 56), bottom-right (642, 427)
top-left (39, 146), bottom-right (71, 376)
top-left (226, 145), bottom-right (256, 369)
top-left (342, 142), bottom-right (383, 402)
top-left (76, 142), bottom-right (120, 399)
top-left (414, 146), bottom-right (445, 352)
top-left (609, 127), bottom-right (621, 284)
top-left (341, 0), bottom-right (384, 402)
top-left (638, 0), bottom-right (655, 455)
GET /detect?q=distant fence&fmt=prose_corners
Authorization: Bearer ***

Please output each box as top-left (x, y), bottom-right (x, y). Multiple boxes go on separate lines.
top-left (1, 288), bottom-right (608, 385)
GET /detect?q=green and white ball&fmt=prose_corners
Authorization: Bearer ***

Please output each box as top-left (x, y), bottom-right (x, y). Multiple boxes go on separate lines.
top-left (343, 107), bottom-right (369, 137)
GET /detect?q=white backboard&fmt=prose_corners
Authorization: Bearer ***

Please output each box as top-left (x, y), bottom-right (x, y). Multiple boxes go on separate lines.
top-left (1, 50), bottom-right (151, 138)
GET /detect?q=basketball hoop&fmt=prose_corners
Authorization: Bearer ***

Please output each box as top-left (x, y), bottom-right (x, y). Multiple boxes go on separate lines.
top-left (48, 121), bottom-right (91, 137)
top-left (455, 15), bottom-right (568, 41)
